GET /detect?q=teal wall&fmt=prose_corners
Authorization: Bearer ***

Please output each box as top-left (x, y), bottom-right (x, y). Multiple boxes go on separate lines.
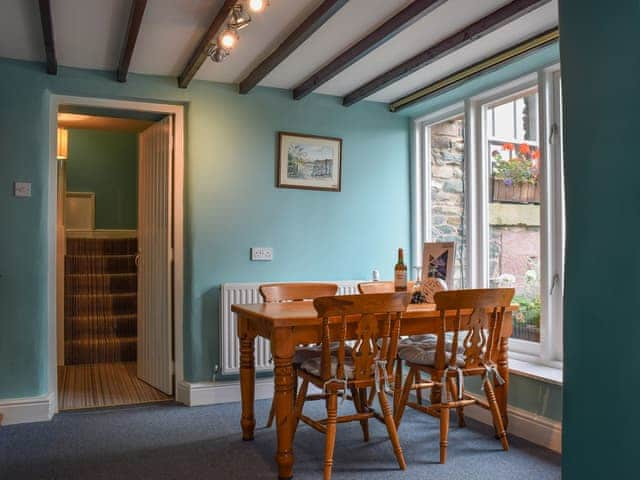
top-left (407, 43), bottom-right (563, 423)
top-left (66, 129), bottom-right (138, 229)
top-left (559, 1), bottom-right (640, 477)
top-left (467, 374), bottom-right (562, 422)
top-left (0, 58), bottom-right (410, 398)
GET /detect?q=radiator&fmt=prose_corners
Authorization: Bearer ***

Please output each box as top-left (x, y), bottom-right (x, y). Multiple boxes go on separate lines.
top-left (219, 281), bottom-right (361, 375)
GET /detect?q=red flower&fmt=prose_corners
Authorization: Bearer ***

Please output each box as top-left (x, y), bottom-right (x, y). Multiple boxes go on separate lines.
top-left (503, 143), bottom-right (515, 151)
top-left (519, 143), bottom-right (531, 154)
top-left (532, 150), bottom-right (540, 160)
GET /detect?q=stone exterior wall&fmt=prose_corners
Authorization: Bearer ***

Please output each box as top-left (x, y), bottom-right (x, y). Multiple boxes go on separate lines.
top-left (430, 118), bottom-right (466, 288)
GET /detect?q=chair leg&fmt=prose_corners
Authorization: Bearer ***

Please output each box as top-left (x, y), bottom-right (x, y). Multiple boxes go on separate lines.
top-left (351, 387), bottom-right (370, 442)
top-left (367, 386), bottom-right (376, 406)
top-left (266, 399), bottom-right (276, 428)
top-left (293, 378), bottom-right (308, 436)
top-left (447, 377), bottom-right (466, 428)
top-left (439, 405), bottom-right (450, 464)
top-left (324, 393), bottom-right (338, 480)
top-left (378, 389), bottom-right (407, 470)
top-left (415, 370), bottom-right (423, 405)
top-left (393, 358), bottom-right (403, 418)
top-left (484, 378), bottom-right (509, 451)
top-left (394, 367), bottom-right (415, 428)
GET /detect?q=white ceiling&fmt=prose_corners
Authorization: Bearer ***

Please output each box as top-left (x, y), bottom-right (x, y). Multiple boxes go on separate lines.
top-left (0, 0), bottom-right (558, 104)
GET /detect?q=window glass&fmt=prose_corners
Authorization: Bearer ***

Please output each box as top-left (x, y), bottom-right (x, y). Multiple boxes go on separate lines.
top-left (486, 89), bottom-right (541, 343)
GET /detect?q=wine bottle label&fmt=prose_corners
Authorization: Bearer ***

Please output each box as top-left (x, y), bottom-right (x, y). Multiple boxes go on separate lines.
top-left (395, 270), bottom-right (407, 289)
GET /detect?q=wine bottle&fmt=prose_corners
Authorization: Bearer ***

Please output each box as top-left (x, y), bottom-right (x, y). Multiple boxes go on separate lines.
top-left (394, 248), bottom-right (407, 292)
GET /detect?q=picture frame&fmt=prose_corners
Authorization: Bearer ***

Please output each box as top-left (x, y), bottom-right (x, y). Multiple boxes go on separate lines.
top-left (422, 241), bottom-right (455, 289)
top-left (277, 131), bottom-right (342, 192)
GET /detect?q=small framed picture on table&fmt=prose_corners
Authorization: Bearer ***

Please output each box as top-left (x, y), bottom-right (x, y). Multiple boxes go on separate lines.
top-left (422, 242), bottom-right (455, 289)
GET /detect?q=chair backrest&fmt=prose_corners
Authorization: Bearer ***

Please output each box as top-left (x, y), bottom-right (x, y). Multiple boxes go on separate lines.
top-left (313, 293), bottom-right (410, 383)
top-left (358, 281), bottom-right (415, 294)
top-left (259, 283), bottom-right (338, 303)
top-left (433, 288), bottom-right (515, 370)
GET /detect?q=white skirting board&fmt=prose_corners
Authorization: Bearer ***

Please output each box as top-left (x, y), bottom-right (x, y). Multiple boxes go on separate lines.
top-left (0, 394), bottom-right (54, 425)
top-left (176, 379), bottom-right (275, 407)
top-left (463, 393), bottom-right (562, 453)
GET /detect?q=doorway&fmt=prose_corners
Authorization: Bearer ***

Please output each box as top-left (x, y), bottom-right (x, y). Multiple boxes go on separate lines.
top-left (48, 96), bottom-right (185, 412)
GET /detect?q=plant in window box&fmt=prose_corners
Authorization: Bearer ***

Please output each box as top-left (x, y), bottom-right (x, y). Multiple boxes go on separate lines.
top-left (491, 143), bottom-right (541, 204)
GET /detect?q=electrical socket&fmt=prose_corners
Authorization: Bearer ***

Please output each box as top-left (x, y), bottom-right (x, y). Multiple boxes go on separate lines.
top-left (251, 247), bottom-right (273, 261)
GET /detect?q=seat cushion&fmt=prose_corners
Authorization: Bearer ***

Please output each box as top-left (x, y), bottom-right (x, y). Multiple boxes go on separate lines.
top-left (398, 334), bottom-right (465, 355)
top-left (398, 344), bottom-right (465, 367)
top-left (293, 343), bottom-right (351, 365)
top-left (300, 355), bottom-right (356, 379)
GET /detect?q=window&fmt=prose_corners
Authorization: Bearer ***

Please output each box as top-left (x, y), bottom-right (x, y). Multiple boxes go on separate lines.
top-left (485, 89), bottom-right (541, 343)
top-left (413, 67), bottom-right (564, 367)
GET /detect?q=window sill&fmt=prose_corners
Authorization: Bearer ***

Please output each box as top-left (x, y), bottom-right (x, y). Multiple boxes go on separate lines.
top-left (509, 357), bottom-right (563, 386)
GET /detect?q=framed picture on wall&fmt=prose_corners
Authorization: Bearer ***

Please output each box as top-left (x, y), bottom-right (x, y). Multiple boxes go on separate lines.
top-left (422, 242), bottom-right (455, 289)
top-left (277, 132), bottom-right (342, 192)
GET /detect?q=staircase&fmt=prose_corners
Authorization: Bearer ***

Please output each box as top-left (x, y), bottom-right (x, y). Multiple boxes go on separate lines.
top-left (64, 237), bottom-right (138, 365)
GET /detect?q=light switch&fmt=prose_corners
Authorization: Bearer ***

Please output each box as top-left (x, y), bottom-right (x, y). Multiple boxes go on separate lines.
top-left (251, 247), bottom-right (273, 261)
top-left (14, 181), bottom-right (32, 197)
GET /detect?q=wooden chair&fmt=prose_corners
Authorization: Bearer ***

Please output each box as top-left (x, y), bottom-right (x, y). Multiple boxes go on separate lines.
top-left (295, 293), bottom-right (409, 480)
top-left (357, 281), bottom-right (414, 294)
top-left (394, 288), bottom-right (514, 464)
top-left (259, 282), bottom-right (339, 428)
top-left (358, 280), bottom-right (417, 407)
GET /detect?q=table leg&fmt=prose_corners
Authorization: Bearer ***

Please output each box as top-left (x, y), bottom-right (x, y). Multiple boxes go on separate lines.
top-left (496, 336), bottom-right (510, 429)
top-left (239, 318), bottom-right (256, 441)
top-left (273, 329), bottom-right (295, 480)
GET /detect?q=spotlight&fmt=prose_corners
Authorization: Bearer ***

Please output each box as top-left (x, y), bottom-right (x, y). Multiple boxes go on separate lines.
top-left (248, 0), bottom-right (267, 13)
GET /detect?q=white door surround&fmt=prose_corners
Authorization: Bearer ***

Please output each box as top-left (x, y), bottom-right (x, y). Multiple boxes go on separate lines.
top-left (47, 95), bottom-right (185, 414)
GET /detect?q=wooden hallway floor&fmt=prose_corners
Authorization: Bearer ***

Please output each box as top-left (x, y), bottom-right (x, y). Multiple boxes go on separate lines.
top-left (58, 362), bottom-right (172, 410)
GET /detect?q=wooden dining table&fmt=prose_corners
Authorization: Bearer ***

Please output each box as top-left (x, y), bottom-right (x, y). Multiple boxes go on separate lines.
top-left (232, 301), bottom-right (515, 480)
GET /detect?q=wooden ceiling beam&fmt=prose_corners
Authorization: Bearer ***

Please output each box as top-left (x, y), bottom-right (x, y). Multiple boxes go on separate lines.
top-left (37, 0), bottom-right (57, 75)
top-left (117, 0), bottom-right (148, 83)
top-left (239, 0), bottom-right (348, 95)
top-left (342, 0), bottom-right (553, 107)
top-left (292, 0), bottom-right (446, 100)
top-left (178, 0), bottom-right (237, 89)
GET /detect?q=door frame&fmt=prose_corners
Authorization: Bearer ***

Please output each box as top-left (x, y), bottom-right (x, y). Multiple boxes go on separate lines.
top-left (47, 94), bottom-right (185, 413)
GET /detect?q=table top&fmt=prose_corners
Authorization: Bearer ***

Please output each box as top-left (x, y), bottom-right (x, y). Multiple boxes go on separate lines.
top-left (231, 301), bottom-right (518, 328)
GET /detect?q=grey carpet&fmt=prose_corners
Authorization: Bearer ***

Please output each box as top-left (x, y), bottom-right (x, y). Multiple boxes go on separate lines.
top-left (0, 399), bottom-right (560, 479)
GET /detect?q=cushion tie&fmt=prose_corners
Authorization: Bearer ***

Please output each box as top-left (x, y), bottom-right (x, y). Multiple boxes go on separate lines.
top-left (374, 358), bottom-right (392, 394)
top-left (441, 366), bottom-right (464, 404)
top-left (323, 374), bottom-right (349, 405)
top-left (481, 363), bottom-right (505, 389)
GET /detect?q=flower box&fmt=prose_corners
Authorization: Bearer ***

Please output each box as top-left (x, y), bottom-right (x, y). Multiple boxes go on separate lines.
top-left (492, 178), bottom-right (540, 204)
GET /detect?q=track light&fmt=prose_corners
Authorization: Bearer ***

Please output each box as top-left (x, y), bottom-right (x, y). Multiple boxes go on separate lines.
top-left (228, 4), bottom-right (251, 30)
top-left (208, 1), bottom-right (269, 64)
top-left (248, 0), bottom-right (268, 13)
top-left (219, 29), bottom-right (239, 49)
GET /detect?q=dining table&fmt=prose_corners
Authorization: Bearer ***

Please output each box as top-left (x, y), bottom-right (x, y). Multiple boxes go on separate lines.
top-left (232, 301), bottom-right (515, 479)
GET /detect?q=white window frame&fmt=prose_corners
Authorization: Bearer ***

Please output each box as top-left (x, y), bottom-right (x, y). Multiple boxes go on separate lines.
top-left (412, 65), bottom-right (564, 370)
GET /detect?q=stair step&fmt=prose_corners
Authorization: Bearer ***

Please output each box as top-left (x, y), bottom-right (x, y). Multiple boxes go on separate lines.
top-left (65, 293), bottom-right (137, 316)
top-left (66, 237), bottom-right (137, 256)
top-left (66, 314), bottom-right (137, 337)
top-left (65, 273), bottom-right (137, 294)
top-left (65, 254), bottom-right (136, 274)
top-left (65, 337), bottom-right (136, 365)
